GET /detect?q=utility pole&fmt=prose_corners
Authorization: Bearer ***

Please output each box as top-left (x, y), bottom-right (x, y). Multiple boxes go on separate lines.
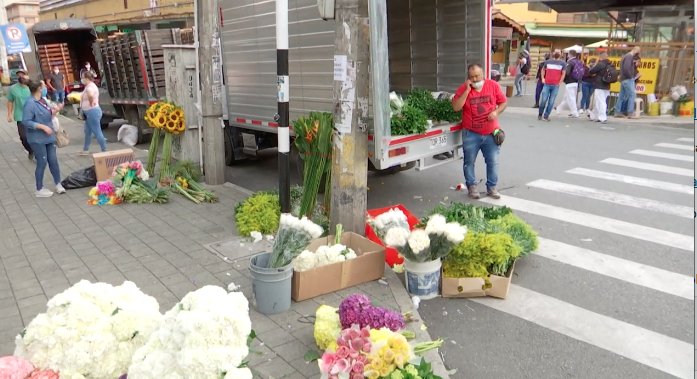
top-left (330, 0), bottom-right (370, 233)
top-left (196, 0), bottom-right (225, 185)
top-left (276, 0), bottom-right (290, 213)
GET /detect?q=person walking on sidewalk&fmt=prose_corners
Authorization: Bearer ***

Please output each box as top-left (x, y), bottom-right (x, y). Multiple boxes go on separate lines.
top-left (579, 58), bottom-right (596, 114)
top-left (588, 52), bottom-right (614, 124)
top-left (80, 72), bottom-right (107, 155)
top-left (538, 51), bottom-right (566, 121)
top-left (7, 69), bottom-right (33, 160)
top-left (614, 46), bottom-right (641, 118)
top-left (513, 53), bottom-right (528, 97)
top-left (47, 66), bottom-right (65, 104)
top-left (556, 50), bottom-right (583, 118)
top-left (22, 80), bottom-right (65, 197)
top-left (533, 53), bottom-right (550, 108)
top-left (451, 64), bottom-right (507, 200)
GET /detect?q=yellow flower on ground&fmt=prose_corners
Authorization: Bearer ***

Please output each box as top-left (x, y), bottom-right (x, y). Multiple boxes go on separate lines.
top-left (313, 305), bottom-right (341, 350)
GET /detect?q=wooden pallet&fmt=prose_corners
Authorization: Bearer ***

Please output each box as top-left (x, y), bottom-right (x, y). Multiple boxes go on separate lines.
top-left (37, 43), bottom-right (76, 85)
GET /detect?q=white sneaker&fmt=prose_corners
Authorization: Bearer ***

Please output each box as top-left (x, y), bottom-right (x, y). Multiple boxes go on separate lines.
top-left (35, 188), bottom-right (54, 198)
top-left (55, 184), bottom-right (66, 194)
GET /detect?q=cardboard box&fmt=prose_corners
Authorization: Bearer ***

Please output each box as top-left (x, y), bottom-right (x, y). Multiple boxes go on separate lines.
top-left (292, 232), bottom-right (385, 301)
top-left (93, 149), bottom-right (135, 181)
top-left (441, 261), bottom-right (516, 299)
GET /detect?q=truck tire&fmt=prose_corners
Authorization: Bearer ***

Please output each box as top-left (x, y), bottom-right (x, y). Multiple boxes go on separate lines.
top-left (368, 160), bottom-right (416, 175)
top-left (224, 127), bottom-right (236, 165)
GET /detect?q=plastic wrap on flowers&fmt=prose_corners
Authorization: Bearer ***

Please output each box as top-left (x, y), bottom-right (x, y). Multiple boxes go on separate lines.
top-left (339, 294), bottom-right (405, 332)
top-left (127, 285), bottom-right (253, 379)
top-left (25, 369), bottom-right (60, 379)
top-left (14, 280), bottom-right (162, 379)
top-left (0, 355), bottom-right (35, 379)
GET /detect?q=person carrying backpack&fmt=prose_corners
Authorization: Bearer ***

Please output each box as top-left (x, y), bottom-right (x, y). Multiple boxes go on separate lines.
top-left (589, 51), bottom-right (617, 123)
top-left (579, 58), bottom-right (596, 114)
top-left (556, 49), bottom-right (583, 118)
top-left (514, 52), bottom-right (529, 97)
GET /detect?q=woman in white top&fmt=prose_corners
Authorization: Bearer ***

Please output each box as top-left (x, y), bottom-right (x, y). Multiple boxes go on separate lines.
top-left (80, 72), bottom-right (106, 155)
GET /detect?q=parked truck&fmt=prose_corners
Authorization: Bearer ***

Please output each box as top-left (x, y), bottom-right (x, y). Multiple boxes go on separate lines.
top-left (218, 0), bottom-right (491, 172)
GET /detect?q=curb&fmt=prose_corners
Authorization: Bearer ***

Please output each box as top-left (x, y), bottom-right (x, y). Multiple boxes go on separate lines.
top-left (222, 183), bottom-right (451, 378)
top-left (505, 106), bottom-right (693, 128)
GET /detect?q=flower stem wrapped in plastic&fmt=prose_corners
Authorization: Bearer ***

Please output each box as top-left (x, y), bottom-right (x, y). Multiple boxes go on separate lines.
top-left (383, 214), bottom-right (467, 263)
top-left (267, 213), bottom-right (323, 268)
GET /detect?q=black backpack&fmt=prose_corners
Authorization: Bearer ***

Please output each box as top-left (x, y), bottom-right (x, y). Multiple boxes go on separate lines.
top-left (521, 57), bottom-right (531, 75)
top-left (602, 63), bottom-right (619, 84)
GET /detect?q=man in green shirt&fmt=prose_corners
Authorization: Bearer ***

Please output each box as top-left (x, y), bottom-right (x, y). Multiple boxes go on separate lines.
top-left (7, 69), bottom-right (33, 160)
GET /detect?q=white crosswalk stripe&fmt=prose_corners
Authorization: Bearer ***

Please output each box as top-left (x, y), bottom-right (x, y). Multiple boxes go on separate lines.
top-left (654, 142), bottom-right (693, 151)
top-left (601, 158), bottom-right (693, 177)
top-left (566, 168), bottom-right (693, 195)
top-left (479, 196), bottom-right (693, 251)
top-left (676, 138), bottom-right (694, 142)
top-left (526, 179), bottom-right (692, 218)
top-left (629, 149), bottom-right (694, 162)
top-left (472, 285), bottom-right (694, 379)
top-left (535, 238), bottom-right (693, 299)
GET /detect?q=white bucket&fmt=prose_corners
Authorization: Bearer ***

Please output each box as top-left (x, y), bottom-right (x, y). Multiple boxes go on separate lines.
top-left (646, 94), bottom-right (657, 104)
top-left (404, 259), bottom-right (441, 299)
top-left (659, 101), bottom-right (673, 116)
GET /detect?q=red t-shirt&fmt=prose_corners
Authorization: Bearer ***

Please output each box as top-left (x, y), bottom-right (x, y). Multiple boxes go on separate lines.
top-left (454, 79), bottom-right (506, 135)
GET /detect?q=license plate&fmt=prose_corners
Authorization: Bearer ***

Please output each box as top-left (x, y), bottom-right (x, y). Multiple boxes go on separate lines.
top-left (429, 135), bottom-right (447, 149)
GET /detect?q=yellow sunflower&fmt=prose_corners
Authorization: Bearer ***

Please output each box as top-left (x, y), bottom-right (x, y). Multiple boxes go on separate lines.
top-left (165, 120), bottom-right (178, 134)
top-left (176, 121), bottom-right (186, 133)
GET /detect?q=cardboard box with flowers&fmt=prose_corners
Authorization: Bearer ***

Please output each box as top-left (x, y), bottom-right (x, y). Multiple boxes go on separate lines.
top-left (313, 293), bottom-right (444, 379)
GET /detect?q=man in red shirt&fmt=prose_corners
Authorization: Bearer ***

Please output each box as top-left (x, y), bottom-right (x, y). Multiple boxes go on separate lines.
top-left (452, 63), bottom-right (507, 199)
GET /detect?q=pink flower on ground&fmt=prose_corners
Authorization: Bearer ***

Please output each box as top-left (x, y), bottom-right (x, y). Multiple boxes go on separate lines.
top-left (336, 345), bottom-right (350, 360)
top-left (0, 356), bottom-right (34, 379)
top-left (319, 352), bottom-right (338, 373)
top-left (351, 373), bottom-right (363, 379)
top-left (26, 369), bottom-right (60, 379)
top-left (331, 358), bottom-right (351, 375)
top-left (97, 181), bottom-right (115, 195)
top-left (351, 360), bottom-right (365, 373)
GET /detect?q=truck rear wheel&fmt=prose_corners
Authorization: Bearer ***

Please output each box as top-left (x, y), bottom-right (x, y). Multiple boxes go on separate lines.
top-left (368, 160), bottom-right (416, 175)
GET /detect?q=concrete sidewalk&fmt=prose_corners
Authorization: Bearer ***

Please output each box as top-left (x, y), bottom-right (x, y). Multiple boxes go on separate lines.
top-left (0, 112), bottom-right (449, 378)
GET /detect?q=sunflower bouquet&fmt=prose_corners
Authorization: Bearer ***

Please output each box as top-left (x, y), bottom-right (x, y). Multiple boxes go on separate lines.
top-left (144, 101), bottom-right (186, 180)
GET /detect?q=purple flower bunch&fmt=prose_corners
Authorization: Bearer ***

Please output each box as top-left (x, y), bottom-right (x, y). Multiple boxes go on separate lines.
top-left (339, 293), bottom-right (405, 332)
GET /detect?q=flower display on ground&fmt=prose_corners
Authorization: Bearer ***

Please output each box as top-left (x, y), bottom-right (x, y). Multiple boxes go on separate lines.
top-left (364, 328), bottom-right (414, 378)
top-left (267, 213), bottom-right (324, 268)
top-left (293, 244), bottom-right (357, 272)
top-left (380, 214), bottom-right (467, 263)
top-left (319, 325), bottom-right (372, 379)
top-left (0, 355), bottom-right (35, 378)
top-left (314, 305), bottom-right (342, 351)
top-left (368, 208), bottom-right (410, 241)
top-left (127, 285), bottom-right (253, 379)
top-left (339, 294), bottom-right (405, 332)
top-left (88, 180), bottom-right (121, 205)
top-left (14, 280), bottom-right (162, 379)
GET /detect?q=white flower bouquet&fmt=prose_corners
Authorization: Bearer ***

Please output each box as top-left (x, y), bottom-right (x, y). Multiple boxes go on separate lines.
top-left (14, 280), bottom-right (163, 379)
top-left (384, 214), bottom-right (467, 263)
top-left (367, 207), bottom-right (410, 241)
top-left (292, 224), bottom-right (357, 272)
top-left (267, 213), bottom-right (324, 268)
top-left (127, 285), bottom-right (253, 379)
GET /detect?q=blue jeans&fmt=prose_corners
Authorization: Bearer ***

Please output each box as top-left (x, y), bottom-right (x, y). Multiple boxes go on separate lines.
top-left (53, 90), bottom-right (65, 104)
top-left (580, 82), bottom-right (594, 110)
top-left (614, 79), bottom-right (636, 115)
top-left (462, 130), bottom-right (500, 189)
top-left (83, 107), bottom-right (107, 152)
top-left (538, 84), bottom-right (560, 118)
top-left (30, 142), bottom-right (61, 191)
top-left (514, 73), bottom-right (524, 95)
top-left (535, 80), bottom-right (543, 105)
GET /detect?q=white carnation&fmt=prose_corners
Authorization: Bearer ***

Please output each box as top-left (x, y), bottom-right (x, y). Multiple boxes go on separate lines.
top-left (407, 229), bottom-right (430, 254)
top-left (444, 222), bottom-right (467, 244)
top-left (384, 227), bottom-right (409, 247)
top-left (425, 214), bottom-right (447, 234)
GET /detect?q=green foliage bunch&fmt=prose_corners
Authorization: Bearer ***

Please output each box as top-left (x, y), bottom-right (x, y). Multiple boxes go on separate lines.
top-left (488, 213), bottom-right (539, 255)
top-left (234, 192), bottom-right (281, 236)
top-left (442, 232), bottom-right (521, 281)
top-left (391, 103), bottom-right (429, 136)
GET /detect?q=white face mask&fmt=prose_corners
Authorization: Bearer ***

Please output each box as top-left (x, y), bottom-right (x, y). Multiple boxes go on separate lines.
top-left (53, 70), bottom-right (59, 74)
top-left (85, 65), bottom-right (91, 70)
top-left (472, 80), bottom-right (485, 90)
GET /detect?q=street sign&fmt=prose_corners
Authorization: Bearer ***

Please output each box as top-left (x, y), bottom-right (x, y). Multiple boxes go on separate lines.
top-left (0, 23), bottom-right (31, 54)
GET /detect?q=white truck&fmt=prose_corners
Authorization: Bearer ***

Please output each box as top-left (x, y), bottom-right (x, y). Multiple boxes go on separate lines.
top-left (219, 0), bottom-right (491, 172)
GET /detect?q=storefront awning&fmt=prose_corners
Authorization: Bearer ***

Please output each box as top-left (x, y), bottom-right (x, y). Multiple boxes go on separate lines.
top-left (498, 0), bottom-right (691, 13)
top-left (525, 24), bottom-right (627, 39)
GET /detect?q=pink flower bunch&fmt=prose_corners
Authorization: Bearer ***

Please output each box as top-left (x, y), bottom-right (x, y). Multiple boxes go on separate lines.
top-left (339, 294), bottom-right (405, 332)
top-left (96, 180), bottom-right (116, 195)
top-left (0, 356), bottom-right (34, 379)
top-left (319, 326), bottom-right (372, 379)
top-left (128, 160), bottom-right (143, 173)
top-left (26, 369), bottom-right (60, 379)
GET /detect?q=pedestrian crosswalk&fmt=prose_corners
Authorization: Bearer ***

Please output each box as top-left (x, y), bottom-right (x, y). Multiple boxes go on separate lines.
top-left (475, 137), bottom-right (695, 378)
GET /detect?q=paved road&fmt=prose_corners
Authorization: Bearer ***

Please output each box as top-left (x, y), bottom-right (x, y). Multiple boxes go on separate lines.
top-left (226, 109), bottom-right (694, 378)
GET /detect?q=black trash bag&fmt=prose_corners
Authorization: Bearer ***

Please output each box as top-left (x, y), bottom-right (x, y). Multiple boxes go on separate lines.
top-left (61, 166), bottom-right (97, 190)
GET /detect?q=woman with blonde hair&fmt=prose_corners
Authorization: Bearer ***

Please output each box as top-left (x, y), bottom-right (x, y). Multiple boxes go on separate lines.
top-left (79, 71), bottom-right (107, 155)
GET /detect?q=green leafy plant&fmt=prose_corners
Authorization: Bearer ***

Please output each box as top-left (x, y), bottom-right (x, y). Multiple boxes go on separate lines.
top-left (442, 232), bottom-right (521, 282)
top-left (430, 98), bottom-right (461, 123)
top-left (488, 213), bottom-right (539, 255)
top-left (234, 192), bottom-right (281, 236)
top-left (391, 103), bottom-right (428, 136)
top-left (384, 357), bottom-right (443, 379)
top-left (426, 203), bottom-right (512, 232)
top-left (405, 88), bottom-right (437, 113)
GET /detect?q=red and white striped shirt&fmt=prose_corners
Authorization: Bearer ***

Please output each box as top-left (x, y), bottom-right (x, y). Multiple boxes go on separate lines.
top-left (542, 59), bottom-right (566, 85)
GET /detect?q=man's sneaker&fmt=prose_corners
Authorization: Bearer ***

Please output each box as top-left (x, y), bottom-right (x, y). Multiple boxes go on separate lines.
top-left (537, 115), bottom-right (542, 120)
top-left (600, 120), bottom-right (608, 124)
top-left (614, 114), bottom-right (625, 118)
top-left (543, 117), bottom-right (551, 122)
top-left (35, 188), bottom-right (53, 198)
top-left (467, 185), bottom-right (480, 200)
top-left (55, 184), bottom-right (66, 194)
top-left (487, 187), bottom-right (501, 199)
top-left (28, 152), bottom-right (34, 161)
top-left (533, 104), bottom-right (539, 108)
